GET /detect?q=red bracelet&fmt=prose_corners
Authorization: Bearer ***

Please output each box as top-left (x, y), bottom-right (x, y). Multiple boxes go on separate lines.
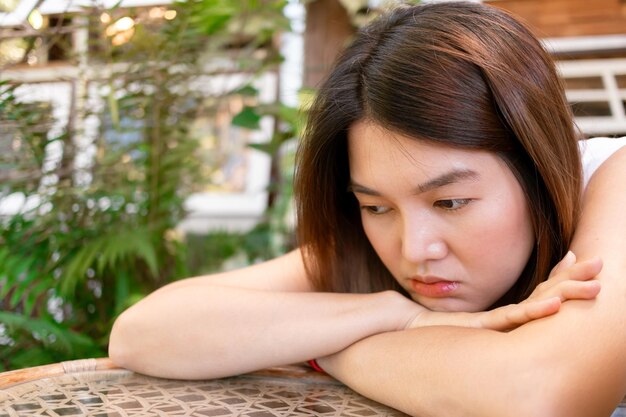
top-left (307, 359), bottom-right (326, 373)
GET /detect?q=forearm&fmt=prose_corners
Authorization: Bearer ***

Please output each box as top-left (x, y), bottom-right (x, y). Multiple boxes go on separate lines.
top-left (320, 327), bottom-right (542, 417)
top-left (323, 304), bottom-right (623, 417)
top-left (109, 286), bottom-right (412, 379)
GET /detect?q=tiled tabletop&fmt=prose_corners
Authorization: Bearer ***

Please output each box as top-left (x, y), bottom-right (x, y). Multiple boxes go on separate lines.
top-left (0, 362), bottom-right (407, 416)
top-left (1, 359), bottom-right (624, 416)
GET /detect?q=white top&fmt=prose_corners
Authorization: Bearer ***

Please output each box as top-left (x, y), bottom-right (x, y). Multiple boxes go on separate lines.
top-left (580, 137), bottom-right (626, 187)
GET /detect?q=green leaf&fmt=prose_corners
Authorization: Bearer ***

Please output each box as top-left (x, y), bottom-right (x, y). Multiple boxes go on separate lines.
top-left (24, 280), bottom-right (52, 316)
top-left (7, 347), bottom-right (57, 369)
top-left (231, 106), bottom-right (261, 130)
top-left (60, 227), bottom-right (159, 297)
top-left (247, 130), bottom-right (292, 156)
top-left (0, 311), bottom-right (101, 358)
top-left (231, 85), bottom-right (259, 97)
top-left (114, 270), bottom-right (131, 316)
top-left (278, 105), bottom-right (305, 135)
top-left (60, 243), bottom-right (103, 297)
top-left (188, 1), bottom-right (235, 36)
top-left (248, 142), bottom-right (276, 155)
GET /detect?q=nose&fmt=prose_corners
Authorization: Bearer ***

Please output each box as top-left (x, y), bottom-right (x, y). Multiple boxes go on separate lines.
top-left (401, 216), bottom-right (448, 265)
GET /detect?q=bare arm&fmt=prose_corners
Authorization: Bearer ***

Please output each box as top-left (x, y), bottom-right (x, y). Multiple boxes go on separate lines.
top-left (108, 245), bottom-right (592, 380)
top-left (108, 250), bottom-right (421, 379)
top-left (319, 147), bottom-right (626, 417)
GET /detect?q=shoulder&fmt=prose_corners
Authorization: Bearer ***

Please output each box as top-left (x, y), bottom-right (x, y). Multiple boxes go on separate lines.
top-left (579, 136), bottom-right (626, 187)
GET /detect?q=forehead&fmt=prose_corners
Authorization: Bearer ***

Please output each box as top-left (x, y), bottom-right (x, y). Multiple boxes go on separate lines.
top-left (348, 119), bottom-right (453, 152)
top-left (346, 119), bottom-right (512, 186)
top-left (348, 120), bottom-right (474, 166)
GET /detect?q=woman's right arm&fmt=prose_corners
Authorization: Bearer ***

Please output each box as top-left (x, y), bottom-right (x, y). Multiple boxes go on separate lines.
top-left (108, 249), bottom-right (418, 379)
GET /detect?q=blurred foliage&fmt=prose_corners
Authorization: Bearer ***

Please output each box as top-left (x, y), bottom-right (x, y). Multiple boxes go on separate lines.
top-left (0, 0), bottom-right (297, 370)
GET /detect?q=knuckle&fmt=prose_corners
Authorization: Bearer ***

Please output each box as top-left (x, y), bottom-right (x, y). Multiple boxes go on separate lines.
top-left (505, 308), bottom-right (520, 323)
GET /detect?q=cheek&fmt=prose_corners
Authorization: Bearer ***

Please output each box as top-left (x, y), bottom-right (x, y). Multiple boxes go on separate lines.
top-left (484, 201), bottom-right (533, 253)
top-left (362, 219), bottom-right (386, 254)
top-left (467, 196), bottom-right (535, 294)
top-left (362, 218), bottom-right (400, 272)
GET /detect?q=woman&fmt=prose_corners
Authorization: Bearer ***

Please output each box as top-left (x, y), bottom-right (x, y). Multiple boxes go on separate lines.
top-left (109, 2), bottom-right (626, 416)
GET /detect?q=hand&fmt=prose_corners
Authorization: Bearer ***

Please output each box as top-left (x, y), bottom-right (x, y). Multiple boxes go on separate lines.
top-left (525, 251), bottom-right (602, 304)
top-left (404, 251), bottom-right (602, 332)
top-left (404, 300), bottom-right (562, 332)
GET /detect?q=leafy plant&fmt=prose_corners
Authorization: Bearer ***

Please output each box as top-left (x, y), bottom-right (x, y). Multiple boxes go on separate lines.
top-left (0, 0), bottom-right (292, 370)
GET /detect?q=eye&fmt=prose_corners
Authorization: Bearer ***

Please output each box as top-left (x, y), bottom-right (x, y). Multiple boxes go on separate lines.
top-left (434, 199), bottom-right (472, 211)
top-left (361, 205), bottom-right (391, 215)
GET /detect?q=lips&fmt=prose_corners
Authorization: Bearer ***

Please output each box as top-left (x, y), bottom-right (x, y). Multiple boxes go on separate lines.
top-left (409, 276), bottom-right (459, 298)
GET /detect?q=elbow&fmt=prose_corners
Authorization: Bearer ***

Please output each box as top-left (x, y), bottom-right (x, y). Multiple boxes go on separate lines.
top-left (107, 331), bottom-right (127, 370)
top-left (108, 310), bottom-right (141, 371)
top-left (108, 306), bottom-right (193, 379)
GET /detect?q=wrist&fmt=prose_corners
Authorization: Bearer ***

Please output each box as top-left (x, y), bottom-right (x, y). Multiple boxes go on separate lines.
top-left (377, 290), bottom-right (426, 331)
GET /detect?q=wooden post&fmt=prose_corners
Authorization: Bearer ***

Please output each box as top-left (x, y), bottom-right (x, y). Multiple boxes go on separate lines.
top-left (303, 0), bottom-right (355, 89)
top-left (485, 0), bottom-right (626, 38)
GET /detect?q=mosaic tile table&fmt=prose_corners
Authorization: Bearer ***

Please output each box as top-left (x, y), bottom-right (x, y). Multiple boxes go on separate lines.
top-left (0, 358), bottom-right (407, 416)
top-left (1, 358), bottom-right (625, 416)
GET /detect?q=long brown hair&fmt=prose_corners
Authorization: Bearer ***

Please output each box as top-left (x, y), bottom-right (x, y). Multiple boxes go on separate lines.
top-left (294, 1), bottom-right (582, 306)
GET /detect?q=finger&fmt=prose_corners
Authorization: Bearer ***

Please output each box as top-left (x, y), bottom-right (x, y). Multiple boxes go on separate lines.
top-left (550, 250), bottom-right (576, 276)
top-left (477, 297), bottom-right (561, 331)
top-left (553, 280), bottom-right (601, 301)
top-left (566, 256), bottom-right (603, 281)
top-left (546, 256), bottom-right (603, 285)
top-left (518, 297), bottom-right (562, 321)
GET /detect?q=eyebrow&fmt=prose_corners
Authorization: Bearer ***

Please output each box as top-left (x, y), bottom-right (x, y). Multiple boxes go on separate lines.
top-left (347, 169), bottom-right (480, 196)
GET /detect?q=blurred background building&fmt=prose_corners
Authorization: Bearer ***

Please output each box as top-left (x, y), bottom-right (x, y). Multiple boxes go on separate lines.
top-left (308, 0), bottom-right (626, 136)
top-left (486, 0), bottom-right (626, 136)
top-left (3, 0), bottom-right (626, 233)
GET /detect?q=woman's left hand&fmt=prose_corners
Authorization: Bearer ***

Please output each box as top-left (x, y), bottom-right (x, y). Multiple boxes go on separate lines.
top-left (524, 251), bottom-right (602, 304)
top-left (404, 298), bottom-right (561, 332)
top-left (404, 251), bottom-right (602, 332)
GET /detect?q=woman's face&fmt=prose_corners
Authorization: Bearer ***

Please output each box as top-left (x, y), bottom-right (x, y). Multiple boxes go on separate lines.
top-left (347, 120), bottom-right (535, 312)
